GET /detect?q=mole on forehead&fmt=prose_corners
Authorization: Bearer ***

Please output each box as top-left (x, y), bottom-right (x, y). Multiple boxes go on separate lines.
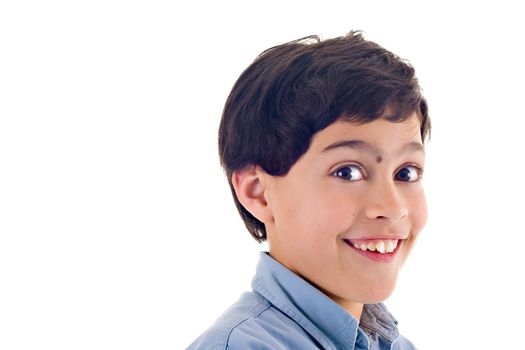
top-left (376, 156), bottom-right (383, 163)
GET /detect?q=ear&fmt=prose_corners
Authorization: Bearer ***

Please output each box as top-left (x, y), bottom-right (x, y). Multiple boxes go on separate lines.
top-left (232, 165), bottom-right (274, 224)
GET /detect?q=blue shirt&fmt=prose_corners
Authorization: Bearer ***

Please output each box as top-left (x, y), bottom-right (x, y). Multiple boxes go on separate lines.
top-left (188, 252), bottom-right (416, 350)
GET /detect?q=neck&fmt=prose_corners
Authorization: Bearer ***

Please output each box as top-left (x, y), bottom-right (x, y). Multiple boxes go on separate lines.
top-left (331, 296), bottom-right (364, 320)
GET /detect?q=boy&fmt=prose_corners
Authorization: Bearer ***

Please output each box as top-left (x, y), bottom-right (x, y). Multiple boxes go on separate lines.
top-left (188, 31), bottom-right (430, 350)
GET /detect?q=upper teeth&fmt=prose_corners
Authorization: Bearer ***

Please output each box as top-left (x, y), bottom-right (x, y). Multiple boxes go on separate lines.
top-left (353, 240), bottom-right (398, 253)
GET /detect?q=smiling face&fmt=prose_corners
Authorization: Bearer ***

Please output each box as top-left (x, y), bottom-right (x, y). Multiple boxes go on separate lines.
top-left (260, 112), bottom-right (427, 310)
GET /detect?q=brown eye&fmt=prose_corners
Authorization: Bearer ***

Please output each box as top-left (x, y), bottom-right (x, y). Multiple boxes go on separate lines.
top-left (395, 166), bottom-right (422, 182)
top-left (332, 165), bottom-right (364, 181)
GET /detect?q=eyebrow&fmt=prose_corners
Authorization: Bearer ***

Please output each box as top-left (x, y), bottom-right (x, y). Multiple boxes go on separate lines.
top-left (321, 139), bottom-right (425, 157)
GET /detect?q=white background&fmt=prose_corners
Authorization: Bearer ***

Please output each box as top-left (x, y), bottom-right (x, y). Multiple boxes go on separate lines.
top-left (1, 1), bottom-right (524, 349)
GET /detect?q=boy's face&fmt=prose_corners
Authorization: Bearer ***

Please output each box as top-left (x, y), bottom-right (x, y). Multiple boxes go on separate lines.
top-left (262, 113), bottom-right (427, 305)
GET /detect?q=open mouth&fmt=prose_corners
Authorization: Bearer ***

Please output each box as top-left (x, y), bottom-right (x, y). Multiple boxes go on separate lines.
top-left (343, 238), bottom-right (403, 262)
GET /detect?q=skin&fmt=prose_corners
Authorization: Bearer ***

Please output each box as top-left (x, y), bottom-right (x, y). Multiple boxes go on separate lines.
top-left (232, 112), bottom-right (427, 321)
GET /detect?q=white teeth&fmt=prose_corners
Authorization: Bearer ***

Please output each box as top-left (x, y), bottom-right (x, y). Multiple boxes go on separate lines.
top-left (352, 239), bottom-right (399, 254)
top-left (385, 240), bottom-right (397, 253)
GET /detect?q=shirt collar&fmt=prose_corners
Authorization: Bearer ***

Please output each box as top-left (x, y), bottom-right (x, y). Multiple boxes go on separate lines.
top-left (360, 303), bottom-right (400, 343)
top-left (251, 252), bottom-right (400, 350)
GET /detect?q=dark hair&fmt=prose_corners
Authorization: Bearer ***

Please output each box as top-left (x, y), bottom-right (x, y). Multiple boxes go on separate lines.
top-left (218, 30), bottom-right (431, 242)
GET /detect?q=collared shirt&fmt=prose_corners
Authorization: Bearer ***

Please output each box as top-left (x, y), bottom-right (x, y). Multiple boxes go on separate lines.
top-left (188, 252), bottom-right (416, 350)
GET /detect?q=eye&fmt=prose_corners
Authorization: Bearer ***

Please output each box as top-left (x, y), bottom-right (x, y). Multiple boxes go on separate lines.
top-left (332, 165), bottom-right (365, 181)
top-left (395, 165), bottom-right (423, 182)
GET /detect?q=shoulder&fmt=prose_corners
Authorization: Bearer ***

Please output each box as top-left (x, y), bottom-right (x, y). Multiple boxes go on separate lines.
top-left (187, 291), bottom-right (312, 350)
top-left (186, 292), bottom-right (272, 350)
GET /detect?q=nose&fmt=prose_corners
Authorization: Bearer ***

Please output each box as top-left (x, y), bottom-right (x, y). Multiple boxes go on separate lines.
top-left (364, 180), bottom-right (408, 221)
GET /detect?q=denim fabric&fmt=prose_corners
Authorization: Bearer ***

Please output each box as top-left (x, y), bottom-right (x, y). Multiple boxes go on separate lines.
top-left (188, 252), bottom-right (416, 350)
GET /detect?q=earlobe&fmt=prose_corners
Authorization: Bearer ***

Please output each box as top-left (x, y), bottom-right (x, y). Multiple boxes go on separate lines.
top-left (232, 165), bottom-right (274, 223)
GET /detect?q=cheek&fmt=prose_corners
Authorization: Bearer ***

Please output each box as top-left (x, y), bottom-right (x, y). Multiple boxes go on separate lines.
top-left (410, 190), bottom-right (428, 235)
top-left (285, 190), bottom-right (353, 240)
top-left (271, 185), bottom-right (321, 236)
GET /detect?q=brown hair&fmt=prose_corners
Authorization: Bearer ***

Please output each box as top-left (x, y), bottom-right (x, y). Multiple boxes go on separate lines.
top-left (218, 31), bottom-right (431, 242)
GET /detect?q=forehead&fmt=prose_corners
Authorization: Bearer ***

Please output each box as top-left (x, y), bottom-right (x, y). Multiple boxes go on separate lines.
top-left (309, 113), bottom-right (423, 156)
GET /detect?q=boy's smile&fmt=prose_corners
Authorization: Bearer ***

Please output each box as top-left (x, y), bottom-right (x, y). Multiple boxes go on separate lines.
top-left (343, 238), bottom-right (404, 263)
top-left (247, 112), bottom-right (427, 318)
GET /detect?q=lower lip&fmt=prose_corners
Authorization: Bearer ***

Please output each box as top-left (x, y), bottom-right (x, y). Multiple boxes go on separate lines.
top-left (343, 239), bottom-right (402, 263)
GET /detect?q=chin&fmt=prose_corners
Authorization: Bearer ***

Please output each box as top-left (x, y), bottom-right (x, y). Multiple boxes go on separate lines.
top-left (360, 288), bottom-right (395, 304)
top-left (356, 278), bottom-right (398, 304)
